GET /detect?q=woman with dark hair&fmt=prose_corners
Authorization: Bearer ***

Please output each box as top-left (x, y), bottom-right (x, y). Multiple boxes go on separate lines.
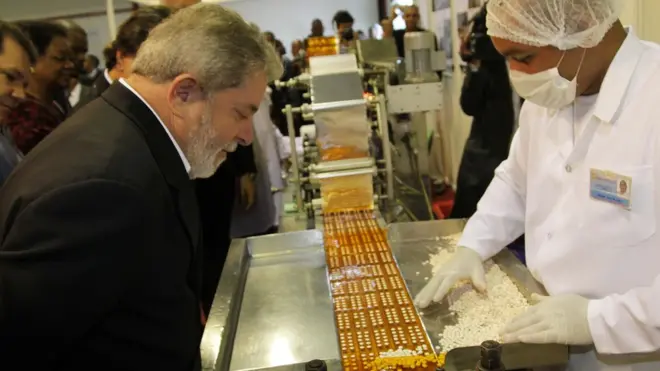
top-left (93, 6), bottom-right (172, 97)
top-left (6, 21), bottom-right (72, 154)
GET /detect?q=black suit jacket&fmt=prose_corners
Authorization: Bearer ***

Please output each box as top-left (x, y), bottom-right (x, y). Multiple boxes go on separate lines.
top-left (93, 70), bottom-right (112, 97)
top-left (0, 83), bottom-right (203, 371)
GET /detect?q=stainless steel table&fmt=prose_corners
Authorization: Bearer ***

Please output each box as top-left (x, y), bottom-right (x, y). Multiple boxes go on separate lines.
top-left (201, 219), bottom-right (568, 371)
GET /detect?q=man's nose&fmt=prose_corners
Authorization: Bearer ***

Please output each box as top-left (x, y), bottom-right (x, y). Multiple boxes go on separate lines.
top-left (237, 119), bottom-right (254, 146)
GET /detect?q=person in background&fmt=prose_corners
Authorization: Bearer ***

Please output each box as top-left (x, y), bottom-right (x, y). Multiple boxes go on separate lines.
top-left (7, 21), bottom-right (72, 154)
top-left (291, 39), bottom-right (303, 58)
top-left (57, 19), bottom-right (88, 90)
top-left (231, 86), bottom-right (283, 239)
top-left (290, 39), bottom-right (304, 76)
top-left (333, 10), bottom-right (359, 48)
top-left (56, 20), bottom-right (88, 117)
top-left (68, 54), bottom-right (100, 109)
top-left (274, 39), bottom-right (286, 57)
top-left (0, 21), bottom-right (36, 184)
top-left (416, 0), bottom-right (660, 369)
top-left (310, 18), bottom-right (324, 38)
top-left (0, 4), bottom-right (282, 370)
top-left (275, 39), bottom-right (296, 81)
top-left (393, 5), bottom-right (432, 57)
top-left (304, 18), bottom-right (325, 49)
top-left (67, 72), bottom-right (96, 110)
top-left (263, 31), bottom-right (275, 45)
top-left (94, 42), bottom-right (116, 96)
top-left (381, 18), bottom-right (394, 39)
top-left (450, 5), bottom-right (514, 219)
top-left (89, 6), bottom-right (172, 103)
top-left (291, 39), bottom-right (304, 64)
top-left (82, 54), bottom-right (100, 82)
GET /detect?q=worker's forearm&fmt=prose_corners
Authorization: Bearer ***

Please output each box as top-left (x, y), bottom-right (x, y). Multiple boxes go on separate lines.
top-left (458, 171), bottom-right (526, 260)
top-left (588, 275), bottom-right (660, 354)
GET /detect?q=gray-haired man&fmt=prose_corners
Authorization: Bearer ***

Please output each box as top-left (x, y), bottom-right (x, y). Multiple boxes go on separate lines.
top-left (0, 4), bottom-right (282, 371)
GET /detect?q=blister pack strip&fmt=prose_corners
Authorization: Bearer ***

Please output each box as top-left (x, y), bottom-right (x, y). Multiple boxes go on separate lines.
top-left (323, 210), bottom-right (437, 371)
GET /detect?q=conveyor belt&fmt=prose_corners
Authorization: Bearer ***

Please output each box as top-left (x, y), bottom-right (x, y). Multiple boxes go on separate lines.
top-left (322, 210), bottom-right (438, 371)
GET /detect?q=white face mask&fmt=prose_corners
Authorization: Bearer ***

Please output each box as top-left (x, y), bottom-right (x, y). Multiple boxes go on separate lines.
top-left (509, 50), bottom-right (586, 109)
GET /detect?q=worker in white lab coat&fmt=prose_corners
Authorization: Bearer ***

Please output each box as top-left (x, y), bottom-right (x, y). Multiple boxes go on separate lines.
top-left (415, 0), bottom-right (660, 370)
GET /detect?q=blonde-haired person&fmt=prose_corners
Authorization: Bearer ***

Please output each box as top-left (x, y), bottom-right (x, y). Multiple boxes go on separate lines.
top-left (0, 4), bottom-right (282, 370)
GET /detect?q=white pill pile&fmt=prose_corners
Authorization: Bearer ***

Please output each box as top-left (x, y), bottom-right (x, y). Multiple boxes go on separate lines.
top-left (379, 346), bottom-right (426, 358)
top-left (427, 234), bottom-right (529, 351)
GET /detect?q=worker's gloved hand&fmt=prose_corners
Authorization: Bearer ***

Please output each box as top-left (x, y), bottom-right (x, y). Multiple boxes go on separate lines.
top-left (501, 294), bottom-right (593, 345)
top-left (414, 247), bottom-right (486, 308)
top-left (239, 174), bottom-right (256, 210)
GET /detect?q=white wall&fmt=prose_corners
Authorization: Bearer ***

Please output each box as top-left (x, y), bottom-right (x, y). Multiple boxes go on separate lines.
top-left (77, 13), bottom-right (132, 62)
top-left (620, 0), bottom-right (660, 44)
top-left (1, 0), bottom-right (379, 62)
top-left (1, 0), bottom-right (133, 63)
top-left (0, 0), bottom-right (133, 20)
top-left (222, 0), bottom-right (379, 54)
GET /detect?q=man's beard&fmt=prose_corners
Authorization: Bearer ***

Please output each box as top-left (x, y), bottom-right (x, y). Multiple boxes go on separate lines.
top-left (186, 105), bottom-right (237, 179)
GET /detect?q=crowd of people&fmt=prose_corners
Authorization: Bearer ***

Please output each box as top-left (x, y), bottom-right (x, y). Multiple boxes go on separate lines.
top-left (1, 0), bottom-right (660, 370)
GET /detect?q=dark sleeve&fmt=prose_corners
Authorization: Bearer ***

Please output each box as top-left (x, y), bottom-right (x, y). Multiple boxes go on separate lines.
top-left (0, 180), bottom-right (147, 364)
top-left (459, 66), bottom-right (489, 117)
top-left (393, 30), bottom-right (405, 58)
top-left (231, 144), bottom-right (257, 176)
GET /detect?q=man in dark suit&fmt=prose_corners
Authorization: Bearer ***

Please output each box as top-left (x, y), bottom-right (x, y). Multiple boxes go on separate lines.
top-left (0, 4), bottom-right (282, 371)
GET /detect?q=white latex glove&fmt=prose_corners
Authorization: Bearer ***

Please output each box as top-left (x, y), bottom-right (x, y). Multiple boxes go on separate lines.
top-left (414, 247), bottom-right (486, 308)
top-left (501, 293), bottom-right (593, 345)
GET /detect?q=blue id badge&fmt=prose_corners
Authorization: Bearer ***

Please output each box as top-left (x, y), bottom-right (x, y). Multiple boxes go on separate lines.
top-left (589, 169), bottom-right (632, 210)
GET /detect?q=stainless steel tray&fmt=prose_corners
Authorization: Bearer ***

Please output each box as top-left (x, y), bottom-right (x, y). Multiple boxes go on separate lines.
top-left (201, 219), bottom-right (568, 371)
top-left (388, 220), bottom-right (568, 371)
top-left (201, 230), bottom-right (339, 371)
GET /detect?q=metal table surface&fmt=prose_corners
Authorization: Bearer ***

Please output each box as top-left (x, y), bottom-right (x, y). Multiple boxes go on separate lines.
top-left (201, 219), bottom-right (567, 371)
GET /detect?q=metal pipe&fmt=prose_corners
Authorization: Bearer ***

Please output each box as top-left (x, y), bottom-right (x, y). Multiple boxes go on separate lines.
top-left (284, 104), bottom-right (303, 211)
top-left (376, 95), bottom-right (394, 201)
top-left (311, 99), bottom-right (365, 113)
top-left (106, 0), bottom-right (118, 39)
top-left (310, 167), bottom-right (377, 183)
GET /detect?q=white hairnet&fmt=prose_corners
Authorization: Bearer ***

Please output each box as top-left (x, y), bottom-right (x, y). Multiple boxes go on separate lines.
top-left (486, 0), bottom-right (624, 50)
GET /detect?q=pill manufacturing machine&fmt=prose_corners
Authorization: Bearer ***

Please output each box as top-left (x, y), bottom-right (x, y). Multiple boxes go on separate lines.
top-left (279, 52), bottom-right (395, 222)
top-left (199, 35), bottom-right (567, 371)
top-left (200, 219), bottom-right (569, 371)
top-left (278, 34), bottom-right (449, 226)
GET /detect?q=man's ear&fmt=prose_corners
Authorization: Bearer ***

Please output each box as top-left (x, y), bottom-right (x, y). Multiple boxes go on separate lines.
top-left (168, 74), bottom-right (204, 117)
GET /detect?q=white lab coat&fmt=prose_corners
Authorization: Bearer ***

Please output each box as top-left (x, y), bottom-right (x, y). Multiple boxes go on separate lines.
top-left (458, 28), bottom-right (660, 371)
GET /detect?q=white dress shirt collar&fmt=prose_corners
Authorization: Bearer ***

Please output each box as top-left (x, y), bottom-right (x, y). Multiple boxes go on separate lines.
top-left (104, 69), bottom-right (112, 84)
top-left (68, 82), bottom-right (82, 107)
top-left (118, 78), bottom-right (191, 174)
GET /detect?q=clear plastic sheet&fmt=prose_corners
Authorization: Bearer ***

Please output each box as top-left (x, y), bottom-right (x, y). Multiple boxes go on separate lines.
top-left (315, 105), bottom-right (370, 161)
top-left (320, 174), bottom-right (374, 213)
